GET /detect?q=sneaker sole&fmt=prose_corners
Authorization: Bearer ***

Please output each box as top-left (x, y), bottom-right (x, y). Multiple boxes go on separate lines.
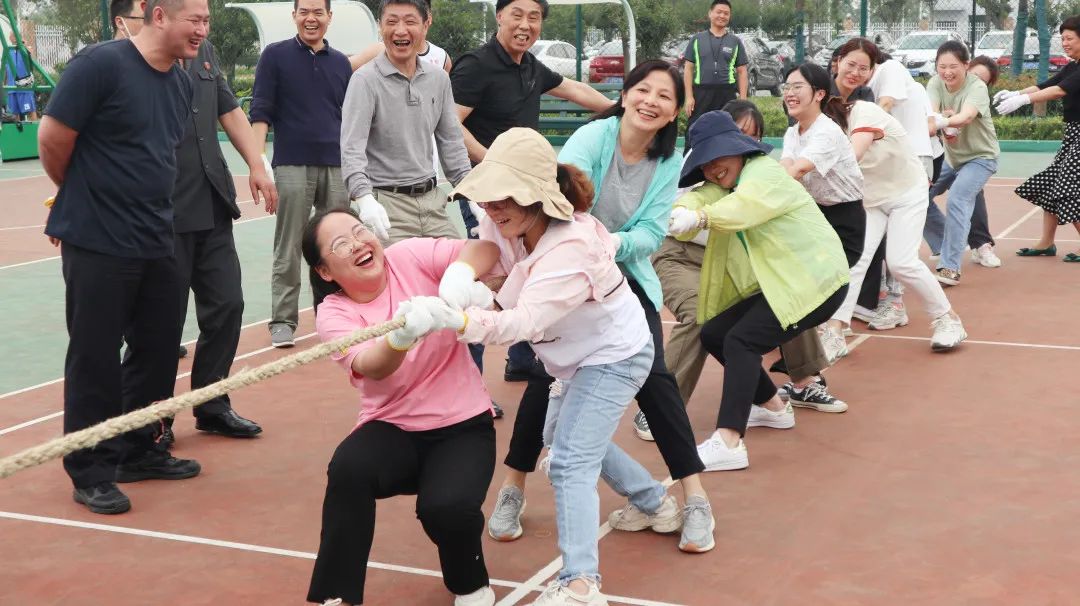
top-left (487, 500), bottom-right (526, 542)
top-left (116, 467), bottom-right (201, 483)
top-left (790, 399), bottom-right (848, 413)
top-left (746, 417), bottom-right (795, 429)
top-left (701, 458), bottom-right (749, 472)
top-left (73, 491), bottom-right (131, 514)
top-left (935, 276), bottom-right (959, 286)
top-left (271, 341), bottom-right (295, 348)
top-left (869, 317), bottom-right (909, 331)
top-left (679, 515), bottom-right (716, 553)
top-left (609, 513), bottom-right (683, 534)
top-left (931, 332), bottom-right (968, 352)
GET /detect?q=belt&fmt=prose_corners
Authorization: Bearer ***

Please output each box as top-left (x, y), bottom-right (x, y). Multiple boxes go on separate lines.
top-left (374, 177), bottom-right (437, 196)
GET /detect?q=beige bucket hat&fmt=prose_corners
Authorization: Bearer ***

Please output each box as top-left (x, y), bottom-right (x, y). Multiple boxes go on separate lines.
top-left (451, 128), bottom-right (576, 221)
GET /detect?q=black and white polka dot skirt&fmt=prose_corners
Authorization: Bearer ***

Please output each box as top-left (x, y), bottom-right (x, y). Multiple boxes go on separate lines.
top-left (1016, 120), bottom-right (1080, 224)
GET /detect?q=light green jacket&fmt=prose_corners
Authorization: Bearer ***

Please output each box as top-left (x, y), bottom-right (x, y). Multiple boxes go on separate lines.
top-left (675, 155), bottom-right (849, 329)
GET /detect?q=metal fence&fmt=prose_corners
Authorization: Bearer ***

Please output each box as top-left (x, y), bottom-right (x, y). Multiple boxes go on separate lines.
top-left (30, 24), bottom-right (75, 74)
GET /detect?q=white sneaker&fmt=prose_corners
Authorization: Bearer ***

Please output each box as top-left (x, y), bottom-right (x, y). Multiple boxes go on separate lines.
top-left (530, 579), bottom-right (608, 606)
top-left (607, 493), bottom-right (682, 533)
top-left (456, 586), bottom-right (496, 606)
top-left (696, 433), bottom-right (749, 471)
top-left (930, 314), bottom-right (967, 352)
top-left (868, 300), bottom-right (909, 331)
top-left (820, 325), bottom-right (848, 364)
top-left (972, 243), bottom-right (1002, 268)
top-left (851, 304), bottom-right (877, 324)
top-left (746, 402), bottom-right (795, 429)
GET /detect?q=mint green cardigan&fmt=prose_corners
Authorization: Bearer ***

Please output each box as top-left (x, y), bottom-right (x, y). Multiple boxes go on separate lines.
top-left (556, 116), bottom-right (682, 311)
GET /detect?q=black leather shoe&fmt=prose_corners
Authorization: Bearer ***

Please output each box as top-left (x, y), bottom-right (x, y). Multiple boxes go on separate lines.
top-left (492, 401), bottom-right (504, 419)
top-left (73, 482), bottom-right (131, 514)
top-left (195, 409), bottom-right (263, 438)
top-left (116, 451), bottom-right (201, 483)
top-left (179, 345), bottom-right (189, 358)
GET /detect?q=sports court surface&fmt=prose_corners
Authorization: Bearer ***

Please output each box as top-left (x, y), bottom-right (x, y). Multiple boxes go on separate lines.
top-left (1, 146), bottom-right (1078, 605)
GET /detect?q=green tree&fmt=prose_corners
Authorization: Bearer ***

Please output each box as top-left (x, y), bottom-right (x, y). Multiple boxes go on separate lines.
top-left (978, 0), bottom-right (1012, 28)
top-left (428, 0), bottom-right (493, 61)
top-left (210, 0), bottom-right (272, 87)
top-left (625, 0), bottom-right (677, 59)
top-left (872, 0), bottom-right (914, 24)
top-left (33, 0), bottom-right (103, 48)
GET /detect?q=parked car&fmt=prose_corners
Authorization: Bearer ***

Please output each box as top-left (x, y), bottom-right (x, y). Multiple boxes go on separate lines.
top-left (740, 35), bottom-right (785, 96)
top-left (765, 39), bottom-right (796, 73)
top-left (892, 30), bottom-right (966, 77)
top-left (997, 35), bottom-right (1069, 72)
top-left (976, 28), bottom-right (1038, 61)
top-left (529, 40), bottom-right (586, 80)
top-left (588, 40), bottom-right (625, 83)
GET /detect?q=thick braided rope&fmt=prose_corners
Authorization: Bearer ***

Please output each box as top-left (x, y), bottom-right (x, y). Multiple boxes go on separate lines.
top-left (0, 317), bottom-right (405, 480)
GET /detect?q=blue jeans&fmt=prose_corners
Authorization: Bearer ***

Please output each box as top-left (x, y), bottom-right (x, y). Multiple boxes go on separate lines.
top-left (458, 198), bottom-right (537, 372)
top-left (541, 340), bottom-right (666, 583)
top-left (924, 158), bottom-right (997, 271)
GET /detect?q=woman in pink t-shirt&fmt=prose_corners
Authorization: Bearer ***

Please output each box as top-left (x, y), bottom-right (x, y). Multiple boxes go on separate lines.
top-left (300, 208), bottom-right (502, 606)
top-left (446, 128), bottom-right (671, 606)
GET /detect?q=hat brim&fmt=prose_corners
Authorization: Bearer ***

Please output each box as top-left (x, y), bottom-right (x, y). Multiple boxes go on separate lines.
top-left (679, 134), bottom-right (773, 188)
top-left (452, 158), bottom-right (574, 221)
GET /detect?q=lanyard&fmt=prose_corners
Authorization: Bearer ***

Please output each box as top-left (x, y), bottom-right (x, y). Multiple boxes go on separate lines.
top-left (709, 33), bottom-right (726, 77)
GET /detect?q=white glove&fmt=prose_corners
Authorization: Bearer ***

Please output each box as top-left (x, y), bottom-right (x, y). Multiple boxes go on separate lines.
top-left (467, 201), bottom-right (487, 238)
top-left (261, 154), bottom-right (274, 183)
top-left (413, 295), bottom-right (467, 333)
top-left (995, 93), bottom-right (1031, 115)
top-left (930, 113), bottom-right (950, 132)
top-left (352, 194), bottom-right (391, 242)
top-left (668, 207), bottom-right (702, 236)
top-left (386, 299), bottom-right (436, 350)
top-left (439, 261), bottom-right (477, 309)
top-left (993, 89), bottom-right (1020, 104)
top-left (466, 281), bottom-right (494, 310)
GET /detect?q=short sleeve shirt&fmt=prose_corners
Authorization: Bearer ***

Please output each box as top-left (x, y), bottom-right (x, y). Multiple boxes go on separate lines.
top-left (781, 114), bottom-right (864, 205)
top-left (927, 72), bottom-right (1000, 166)
top-left (867, 59), bottom-right (934, 157)
top-left (315, 238), bottom-right (493, 432)
top-left (1039, 61), bottom-right (1080, 122)
top-left (450, 36), bottom-right (564, 149)
top-left (684, 31), bottom-right (747, 87)
top-left (593, 142), bottom-right (659, 232)
top-left (847, 101), bottom-right (928, 206)
top-left (44, 40), bottom-right (192, 259)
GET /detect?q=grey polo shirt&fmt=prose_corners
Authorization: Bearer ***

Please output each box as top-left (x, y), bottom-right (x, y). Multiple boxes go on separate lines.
top-left (340, 53), bottom-right (470, 199)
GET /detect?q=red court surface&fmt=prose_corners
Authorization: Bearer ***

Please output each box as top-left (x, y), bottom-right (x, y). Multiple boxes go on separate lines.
top-left (2, 175), bottom-right (1079, 605)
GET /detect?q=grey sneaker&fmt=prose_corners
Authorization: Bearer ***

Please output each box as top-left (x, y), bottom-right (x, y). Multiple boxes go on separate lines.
top-left (270, 324), bottom-right (295, 348)
top-left (632, 410), bottom-right (654, 441)
top-left (678, 495), bottom-right (715, 553)
top-left (487, 485), bottom-right (526, 541)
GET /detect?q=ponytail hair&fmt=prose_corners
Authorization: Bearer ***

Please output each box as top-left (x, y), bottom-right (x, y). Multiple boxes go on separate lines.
top-left (556, 163), bottom-right (595, 213)
top-left (301, 207), bottom-right (362, 313)
top-left (822, 96), bottom-right (854, 132)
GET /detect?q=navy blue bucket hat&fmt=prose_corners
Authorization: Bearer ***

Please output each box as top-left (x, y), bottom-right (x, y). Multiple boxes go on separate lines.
top-left (679, 110), bottom-right (774, 188)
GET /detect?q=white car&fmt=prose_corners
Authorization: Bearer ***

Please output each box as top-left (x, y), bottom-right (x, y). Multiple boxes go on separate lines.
top-left (976, 29), bottom-right (1038, 61)
top-left (529, 40), bottom-right (586, 80)
top-left (892, 30), bottom-right (966, 78)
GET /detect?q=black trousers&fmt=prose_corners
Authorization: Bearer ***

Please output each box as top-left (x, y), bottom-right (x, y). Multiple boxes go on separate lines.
top-left (307, 412), bottom-right (496, 604)
top-left (684, 84), bottom-right (738, 152)
top-left (170, 204), bottom-right (244, 420)
top-left (818, 201), bottom-right (866, 268)
top-left (61, 243), bottom-right (184, 488)
top-left (700, 286), bottom-right (848, 435)
top-left (503, 280), bottom-right (704, 480)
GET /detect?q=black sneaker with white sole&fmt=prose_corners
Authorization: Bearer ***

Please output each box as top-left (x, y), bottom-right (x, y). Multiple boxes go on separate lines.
top-left (632, 410), bottom-right (654, 441)
top-left (783, 380), bottom-right (847, 413)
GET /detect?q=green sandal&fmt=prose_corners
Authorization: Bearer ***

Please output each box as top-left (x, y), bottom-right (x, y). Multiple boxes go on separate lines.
top-left (1064, 253), bottom-right (1080, 263)
top-left (1016, 245), bottom-right (1057, 257)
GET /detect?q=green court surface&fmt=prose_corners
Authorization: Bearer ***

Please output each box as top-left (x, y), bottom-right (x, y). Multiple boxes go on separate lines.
top-left (0, 143), bottom-right (1059, 395)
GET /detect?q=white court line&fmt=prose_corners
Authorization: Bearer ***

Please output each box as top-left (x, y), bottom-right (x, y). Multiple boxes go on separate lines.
top-left (0, 332), bottom-right (317, 437)
top-left (853, 332), bottom-right (1080, 352)
top-left (0, 511), bottom-right (686, 606)
top-left (995, 208), bottom-right (1040, 240)
top-left (496, 478), bottom-right (679, 606)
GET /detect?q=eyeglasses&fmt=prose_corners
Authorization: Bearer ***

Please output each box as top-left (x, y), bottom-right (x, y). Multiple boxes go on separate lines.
top-left (328, 225), bottom-right (373, 259)
top-left (476, 200), bottom-right (513, 211)
top-left (779, 83), bottom-right (809, 94)
top-left (840, 60), bottom-right (871, 75)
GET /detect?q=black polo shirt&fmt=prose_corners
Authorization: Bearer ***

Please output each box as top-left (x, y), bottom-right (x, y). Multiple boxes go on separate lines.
top-left (174, 40), bottom-right (241, 234)
top-left (43, 40), bottom-right (191, 259)
top-left (450, 36), bottom-right (563, 149)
